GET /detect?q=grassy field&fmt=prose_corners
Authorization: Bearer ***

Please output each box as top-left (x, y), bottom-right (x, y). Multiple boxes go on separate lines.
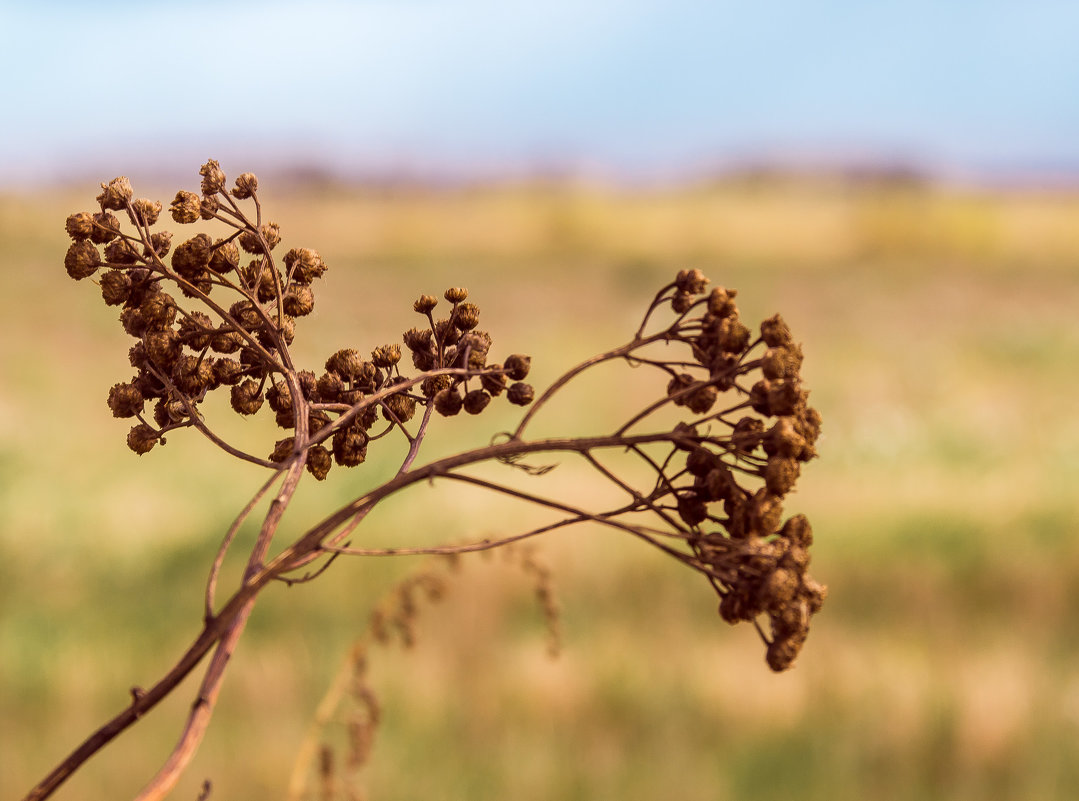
top-left (2, 176), bottom-right (1079, 800)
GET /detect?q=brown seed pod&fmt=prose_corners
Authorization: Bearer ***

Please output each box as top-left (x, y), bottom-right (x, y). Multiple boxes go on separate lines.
top-left (685, 446), bottom-right (720, 477)
top-left (717, 317), bottom-right (751, 354)
top-left (325, 348), bottom-right (365, 381)
top-left (433, 387), bottom-right (463, 416)
top-left (107, 382), bottom-right (144, 418)
top-left (211, 328), bottom-right (244, 354)
top-left (143, 329), bottom-right (182, 368)
top-left (502, 354), bottom-right (531, 381)
top-left (765, 631), bottom-right (805, 672)
top-left (170, 191), bottom-right (201, 224)
top-left (707, 287), bottom-right (738, 318)
top-left (269, 437), bottom-right (295, 463)
top-left (200, 160), bottom-right (227, 195)
top-left (316, 372), bottom-right (344, 402)
top-left (507, 382), bottom-right (534, 406)
top-left (100, 269), bottom-right (133, 306)
top-left (230, 379), bottom-right (264, 415)
top-left (306, 445), bottom-right (332, 480)
top-left (462, 389), bottom-right (491, 415)
top-left (332, 428), bottom-right (368, 467)
top-left (66, 212), bottom-right (95, 240)
top-left (130, 198), bottom-right (162, 227)
top-left (671, 289), bottom-right (695, 314)
top-left (178, 311), bottom-right (214, 350)
top-left (444, 287), bottom-right (468, 303)
top-left (479, 367), bottom-right (507, 396)
top-left (209, 239), bottom-right (239, 274)
top-left (685, 383), bottom-right (718, 414)
top-left (421, 374), bottom-right (453, 397)
top-left (143, 231), bottom-right (173, 259)
top-left (403, 327), bottom-right (433, 353)
top-left (283, 247), bottom-right (327, 284)
top-left (267, 380), bottom-right (293, 414)
top-left (90, 212), bottom-right (121, 244)
top-left (454, 302), bottom-right (481, 330)
top-left (97, 176), bottom-right (133, 211)
top-left (200, 195), bottom-right (219, 220)
top-left (172, 234), bottom-right (213, 276)
top-left (666, 372), bottom-right (695, 405)
top-left (212, 358), bottom-right (245, 386)
top-left (760, 314), bottom-right (793, 348)
top-left (172, 354), bottom-right (213, 395)
top-left (120, 307), bottom-right (148, 338)
top-left (384, 390), bottom-right (417, 423)
top-left (232, 172), bottom-right (259, 199)
top-left (139, 292), bottom-right (176, 329)
top-left (675, 268), bottom-right (709, 294)
top-left (126, 423), bottom-right (159, 455)
top-left (282, 284), bottom-right (314, 317)
top-left (372, 344), bottom-right (402, 368)
top-left (763, 456), bottom-right (800, 496)
top-left (64, 240), bottom-right (101, 280)
top-left (413, 294), bottom-right (438, 314)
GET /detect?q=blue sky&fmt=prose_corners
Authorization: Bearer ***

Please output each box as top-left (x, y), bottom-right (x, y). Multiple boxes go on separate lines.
top-left (2, 0), bottom-right (1078, 185)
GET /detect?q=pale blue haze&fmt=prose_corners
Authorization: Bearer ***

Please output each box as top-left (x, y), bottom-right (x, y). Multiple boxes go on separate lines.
top-left (1, 0), bottom-right (1077, 184)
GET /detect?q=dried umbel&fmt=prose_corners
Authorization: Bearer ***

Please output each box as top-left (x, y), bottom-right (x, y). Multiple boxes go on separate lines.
top-left (43, 161), bottom-right (826, 801)
top-left (63, 161), bottom-right (535, 471)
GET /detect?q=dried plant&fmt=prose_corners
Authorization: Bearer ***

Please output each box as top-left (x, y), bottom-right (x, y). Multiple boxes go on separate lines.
top-left (32, 161), bottom-right (825, 801)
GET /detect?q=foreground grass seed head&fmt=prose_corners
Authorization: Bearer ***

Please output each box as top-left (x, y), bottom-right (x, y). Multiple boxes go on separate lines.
top-left (46, 160), bottom-right (826, 800)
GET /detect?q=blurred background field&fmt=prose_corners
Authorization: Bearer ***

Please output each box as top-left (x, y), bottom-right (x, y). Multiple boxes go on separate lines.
top-left (2, 175), bottom-right (1079, 800)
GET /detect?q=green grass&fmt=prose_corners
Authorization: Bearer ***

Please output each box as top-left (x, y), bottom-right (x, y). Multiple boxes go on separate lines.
top-left (2, 179), bottom-right (1078, 800)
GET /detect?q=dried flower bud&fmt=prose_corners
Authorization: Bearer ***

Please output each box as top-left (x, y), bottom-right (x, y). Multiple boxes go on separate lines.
top-left (200, 160), bottom-right (227, 195)
top-left (207, 239), bottom-right (238, 274)
top-left (172, 354), bottom-right (213, 394)
top-left (143, 329), bottom-right (182, 367)
top-left (104, 239), bottom-right (139, 265)
top-left (675, 268), bottom-right (709, 295)
top-left (232, 172), bottom-right (258, 199)
top-left (140, 292), bottom-right (176, 329)
top-left (444, 287), bottom-right (468, 303)
top-left (307, 445), bottom-right (332, 480)
top-left (685, 383), bottom-right (718, 414)
top-left (762, 344), bottom-right (803, 380)
top-left (763, 456), bottom-right (800, 496)
top-left (384, 390), bottom-right (417, 423)
top-left (677, 493), bottom-right (708, 527)
top-left (731, 416), bottom-right (764, 453)
top-left (172, 234), bottom-right (213, 276)
top-left (422, 374), bottom-right (453, 397)
top-left (212, 358), bottom-right (244, 386)
top-left (433, 387), bottom-right (462, 416)
top-left (463, 389), bottom-right (491, 415)
top-left (64, 240), bottom-right (101, 280)
top-left (107, 382), bottom-right (144, 418)
top-left (503, 354), bottom-right (531, 381)
top-left (766, 631), bottom-right (805, 672)
top-left (120, 307), bottom-right (148, 338)
top-left (178, 311), bottom-right (214, 350)
top-left (372, 344), bottom-right (402, 368)
top-left (325, 349), bottom-right (365, 380)
top-left (126, 423), bottom-right (159, 454)
top-left (97, 176), bottom-right (133, 211)
top-left (283, 284), bottom-right (314, 317)
top-left (211, 328), bottom-right (244, 354)
top-left (283, 247), bottom-right (327, 283)
top-left (686, 446), bottom-right (719, 477)
top-left (332, 429), bottom-right (368, 467)
top-left (230, 379), bottom-right (264, 415)
top-left (707, 287), bottom-right (738, 318)
top-left (144, 231), bottom-right (173, 259)
top-left (666, 373), bottom-right (695, 405)
top-left (100, 269), bottom-right (132, 305)
top-left (169, 191), bottom-right (201, 224)
top-left (130, 198), bottom-right (162, 227)
top-left (717, 318), bottom-right (751, 354)
top-left (412, 295), bottom-right (438, 315)
top-left (671, 290), bottom-right (695, 314)
top-left (455, 302), bottom-right (481, 330)
top-left (269, 437), bottom-right (295, 463)
top-left (200, 195), bottom-right (219, 219)
top-left (480, 367), bottom-right (507, 396)
top-left (763, 418), bottom-right (808, 459)
top-left (761, 314), bottom-right (793, 348)
top-left (66, 212), bottom-right (94, 240)
top-left (507, 382), bottom-right (534, 406)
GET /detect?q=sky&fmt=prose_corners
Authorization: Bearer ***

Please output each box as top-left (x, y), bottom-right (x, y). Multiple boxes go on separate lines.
top-left (2, 0), bottom-right (1079, 186)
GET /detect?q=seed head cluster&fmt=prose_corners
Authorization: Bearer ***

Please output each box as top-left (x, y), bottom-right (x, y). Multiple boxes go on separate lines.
top-left (641, 269), bottom-right (826, 670)
top-left (64, 162), bottom-right (534, 478)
